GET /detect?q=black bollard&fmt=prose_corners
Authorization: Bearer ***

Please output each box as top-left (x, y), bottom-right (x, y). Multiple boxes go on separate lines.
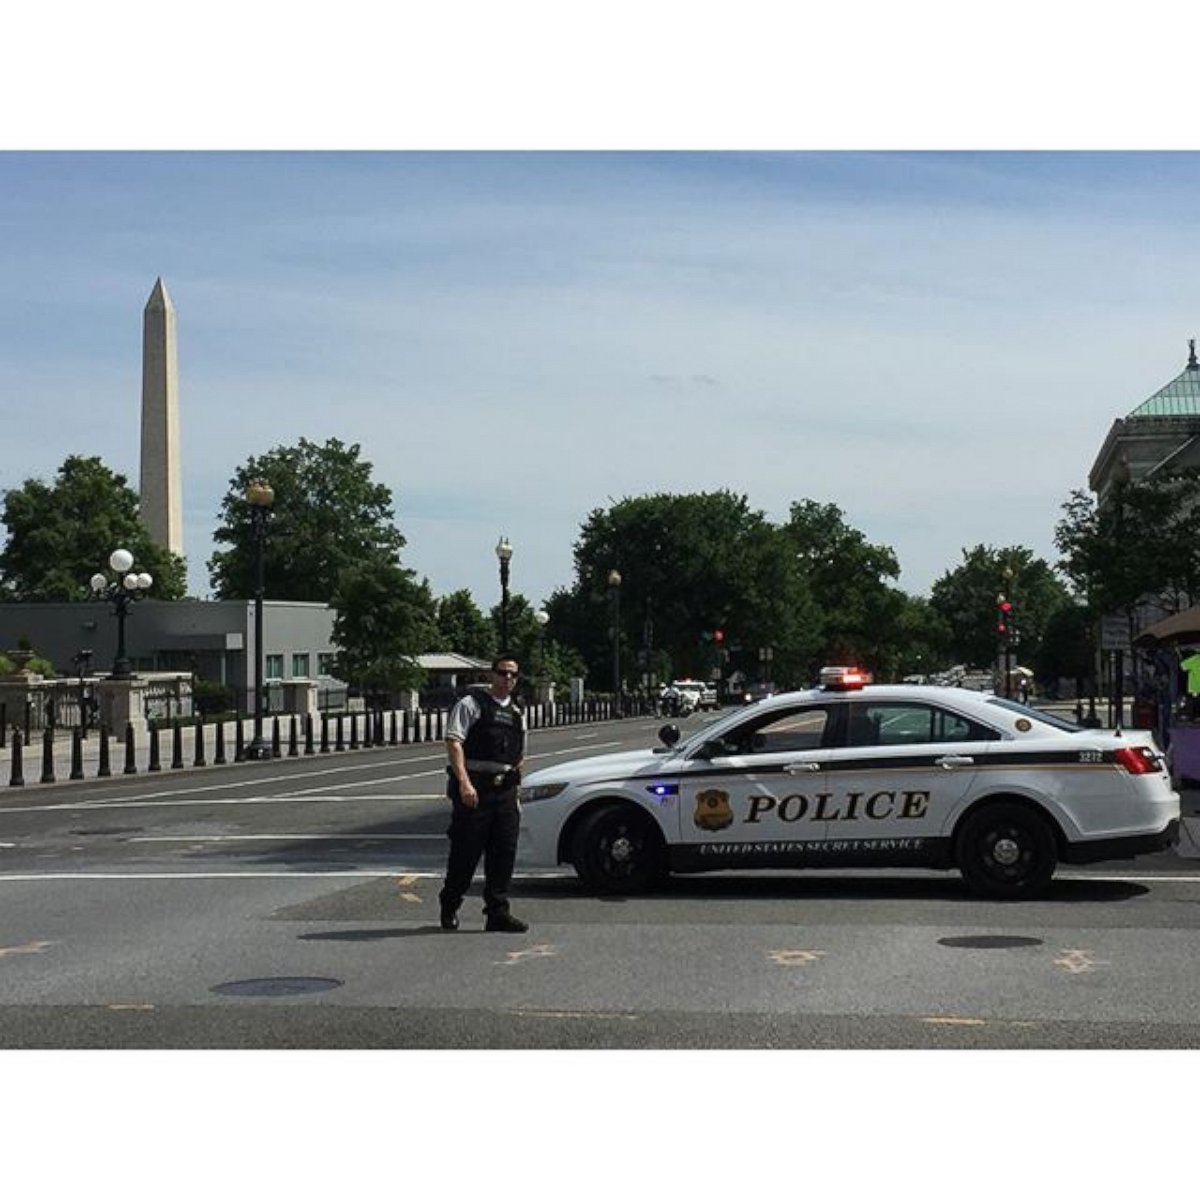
top-left (304, 714), bottom-right (314, 755)
top-left (8, 728), bottom-right (24, 787)
top-left (171, 722), bottom-right (184, 770)
top-left (234, 719), bottom-right (245, 762)
top-left (70, 727), bottom-right (84, 781)
top-left (362, 709), bottom-right (372, 749)
top-left (349, 712), bottom-right (359, 750)
top-left (148, 724), bottom-right (162, 772)
top-left (401, 709), bottom-right (410, 744)
top-left (425, 710), bottom-right (434, 741)
top-left (412, 709), bottom-right (421, 743)
top-left (193, 719), bottom-right (206, 767)
top-left (335, 714), bottom-right (345, 752)
top-left (320, 713), bottom-right (330, 753)
top-left (40, 728), bottom-right (56, 784)
top-left (97, 724), bottom-right (111, 778)
top-left (288, 715), bottom-right (299, 757)
top-left (436, 709), bottom-right (444, 739)
top-left (271, 716), bottom-right (281, 758)
top-left (123, 723), bottom-right (138, 775)
top-left (389, 710), bottom-right (398, 745)
top-left (214, 720), bottom-right (227, 766)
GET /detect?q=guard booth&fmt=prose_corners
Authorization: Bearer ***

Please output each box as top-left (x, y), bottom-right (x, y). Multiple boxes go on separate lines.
top-left (1133, 605), bottom-right (1200, 784)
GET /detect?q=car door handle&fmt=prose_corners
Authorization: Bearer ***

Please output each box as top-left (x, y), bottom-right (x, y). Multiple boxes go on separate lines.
top-left (935, 755), bottom-right (974, 769)
top-left (784, 761), bottom-right (821, 774)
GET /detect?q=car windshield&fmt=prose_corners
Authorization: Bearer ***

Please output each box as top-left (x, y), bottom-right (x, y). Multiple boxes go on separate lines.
top-left (985, 696), bottom-right (1084, 733)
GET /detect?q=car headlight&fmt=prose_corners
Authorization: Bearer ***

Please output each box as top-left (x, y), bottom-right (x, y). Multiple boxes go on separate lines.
top-left (518, 782), bottom-right (569, 803)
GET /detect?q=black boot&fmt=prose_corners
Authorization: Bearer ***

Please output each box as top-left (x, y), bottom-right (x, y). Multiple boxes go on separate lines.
top-left (485, 912), bottom-right (528, 933)
top-left (439, 903), bottom-right (460, 931)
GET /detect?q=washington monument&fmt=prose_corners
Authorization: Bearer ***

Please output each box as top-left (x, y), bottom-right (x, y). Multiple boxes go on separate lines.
top-left (139, 277), bottom-right (183, 557)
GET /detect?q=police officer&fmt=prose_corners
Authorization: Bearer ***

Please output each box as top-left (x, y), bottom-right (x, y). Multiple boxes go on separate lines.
top-left (438, 655), bottom-right (529, 933)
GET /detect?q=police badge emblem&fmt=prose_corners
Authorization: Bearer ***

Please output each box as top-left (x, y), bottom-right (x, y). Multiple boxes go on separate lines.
top-left (694, 788), bottom-right (734, 831)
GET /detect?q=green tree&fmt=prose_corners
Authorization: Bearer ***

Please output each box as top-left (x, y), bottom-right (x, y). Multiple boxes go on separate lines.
top-left (885, 592), bottom-right (952, 682)
top-left (0, 455), bottom-right (186, 601)
top-left (1033, 600), bottom-right (1095, 697)
top-left (1055, 471), bottom-right (1200, 617)
top-left (929, 545), bottom-right (1069, 669)
top-left (781, 500), bottom-right (904, 676)
top-left (330, 561), bottom-right (437, 692)
top-left (433, 589), bottom-right (496, 659)
top-left (209, 438), bottom-right (406, 601)
top-left (553, 491), bottom-right (821, 690)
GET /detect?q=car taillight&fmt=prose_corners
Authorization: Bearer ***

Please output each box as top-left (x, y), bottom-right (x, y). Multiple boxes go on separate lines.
top-left (1114, 746), bottom-right (1160, 775)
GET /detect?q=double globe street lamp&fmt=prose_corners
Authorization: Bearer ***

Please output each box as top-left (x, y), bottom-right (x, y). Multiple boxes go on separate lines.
top-left (90, 549), bottom-right (153, 679)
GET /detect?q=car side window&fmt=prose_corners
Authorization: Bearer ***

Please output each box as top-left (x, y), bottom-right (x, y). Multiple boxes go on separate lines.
top-left (728, 707), bottom-right (831, 755)
top-left (847, 703), bottom-right (1000, 747)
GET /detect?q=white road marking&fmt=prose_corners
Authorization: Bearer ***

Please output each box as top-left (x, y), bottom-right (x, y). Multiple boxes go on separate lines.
top-left (0, 868), bottom-right (571, 882)
top-left (0, 741), bottom-right (625, 815)
top-left (0, 794), bottom-right (445, 816)
top-left (0, 940), bottom-right (54, 957)
top-left (127, 833), bottom-right (445, 843)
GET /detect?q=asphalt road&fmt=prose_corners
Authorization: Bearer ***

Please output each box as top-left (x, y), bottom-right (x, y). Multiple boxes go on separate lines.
top-left (1, 712), bottom-right (1198, 1048)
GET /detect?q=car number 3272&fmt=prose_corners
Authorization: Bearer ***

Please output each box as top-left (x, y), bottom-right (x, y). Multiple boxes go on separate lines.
top-left (517, 668), bottom-right (1180, 900)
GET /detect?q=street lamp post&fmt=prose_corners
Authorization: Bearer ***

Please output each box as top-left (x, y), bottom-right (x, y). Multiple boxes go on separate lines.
top-left (496, 536), bottom-right (513, 653)
top-left (608, 569), bottom-right (622, 708)
top-left (534, 609), bottom-right (549, 697)
top-left (246, 480), bottom-right (275, 761)
top-left (89, 549), bottom-right (153, 678)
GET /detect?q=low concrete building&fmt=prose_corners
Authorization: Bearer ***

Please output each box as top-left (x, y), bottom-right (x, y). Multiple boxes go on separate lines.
top-left (0, 599), bottom-right (337, 704)
top-left (0, 601), bottom-right (498, 715)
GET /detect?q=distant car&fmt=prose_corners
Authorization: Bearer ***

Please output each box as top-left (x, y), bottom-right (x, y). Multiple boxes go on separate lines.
top-left (740, 682), bottom-right (777, 705)
top-left (672, 680), bottom-right (718, 712)
top-left (518, 666), bottom-right (1180, 899)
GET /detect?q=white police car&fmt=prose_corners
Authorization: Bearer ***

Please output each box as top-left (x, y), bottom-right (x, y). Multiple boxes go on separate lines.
top-left (518, 667), bottom-right (1180, 899)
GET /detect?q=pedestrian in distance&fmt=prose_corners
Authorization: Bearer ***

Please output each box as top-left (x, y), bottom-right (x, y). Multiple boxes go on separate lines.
top-left (437, 655), bottom-right (529, 933)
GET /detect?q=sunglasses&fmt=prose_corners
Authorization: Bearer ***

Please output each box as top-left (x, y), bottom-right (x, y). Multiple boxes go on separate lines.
top-left (493, 669), bottom-right (519, 678)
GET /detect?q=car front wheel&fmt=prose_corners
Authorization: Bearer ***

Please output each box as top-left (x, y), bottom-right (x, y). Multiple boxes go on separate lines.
top-left (571, 804), bottom-right (666, 895)
top-left (957, 802), bottom-right (1058, 899)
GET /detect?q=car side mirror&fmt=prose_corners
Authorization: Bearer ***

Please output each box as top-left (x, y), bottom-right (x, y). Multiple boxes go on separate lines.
top-left (658, 723), bottom-right (681, 747)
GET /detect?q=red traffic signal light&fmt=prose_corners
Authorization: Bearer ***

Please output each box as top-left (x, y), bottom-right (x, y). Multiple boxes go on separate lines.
top-left (714, 629), bottom-right (725, 644)
top-left (997, 598), bottom-right (1013, 636)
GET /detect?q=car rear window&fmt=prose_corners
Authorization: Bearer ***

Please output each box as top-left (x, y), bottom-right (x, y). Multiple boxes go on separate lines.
top-left (985, 696), bottom-right (1083, 732)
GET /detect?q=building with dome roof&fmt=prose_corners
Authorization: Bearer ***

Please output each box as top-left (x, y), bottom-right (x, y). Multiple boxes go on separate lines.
top-left (1090, 341), bottom-right (1200, 504)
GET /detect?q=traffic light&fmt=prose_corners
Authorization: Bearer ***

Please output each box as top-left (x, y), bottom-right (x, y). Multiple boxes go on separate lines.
top-left (714, 629), bottom-right (725, 645)
top-left (997, 597), bottom-right (1013, 637)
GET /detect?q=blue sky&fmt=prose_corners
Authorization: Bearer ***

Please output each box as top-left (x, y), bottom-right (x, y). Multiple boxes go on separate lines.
top-left (4, 150), bottom-right (1200, 610)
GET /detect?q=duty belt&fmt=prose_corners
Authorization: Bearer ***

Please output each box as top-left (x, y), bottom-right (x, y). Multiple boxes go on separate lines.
top-left (459, 761), bottom-right (518, 790)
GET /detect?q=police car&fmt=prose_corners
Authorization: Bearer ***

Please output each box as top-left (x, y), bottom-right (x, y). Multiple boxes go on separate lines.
top-left (517, 667), bottom-right (1180, 899)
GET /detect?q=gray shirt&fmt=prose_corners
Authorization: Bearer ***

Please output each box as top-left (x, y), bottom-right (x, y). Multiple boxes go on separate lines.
top-left (446, 692), bottom-right (521, 749)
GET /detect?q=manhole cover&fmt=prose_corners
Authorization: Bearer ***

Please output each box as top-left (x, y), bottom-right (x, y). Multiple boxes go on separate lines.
top-left (211, 977), bottom-right (344, 997)
top-left (938, 935), bottom-right (1044, 949)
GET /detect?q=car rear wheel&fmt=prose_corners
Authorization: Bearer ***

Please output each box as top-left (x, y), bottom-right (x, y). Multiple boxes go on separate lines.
top-left (571, 805), bottom-right (666, 895)
top-left (957, 801), bottom-right (1058, 899)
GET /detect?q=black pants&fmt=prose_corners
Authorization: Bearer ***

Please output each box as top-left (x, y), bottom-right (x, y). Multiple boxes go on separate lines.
top-left (438, 777), bottom-right (521, 918)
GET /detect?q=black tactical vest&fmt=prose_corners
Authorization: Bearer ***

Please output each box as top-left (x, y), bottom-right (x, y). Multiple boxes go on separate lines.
top-left (463, 690), bottom-right (525, 766)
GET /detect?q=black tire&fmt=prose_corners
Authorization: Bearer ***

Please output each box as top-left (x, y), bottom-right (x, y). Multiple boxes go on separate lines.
top-left (571, 804), bottom-right (666, 895)
top-left (956, 802), bottom-right (1058, 899)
